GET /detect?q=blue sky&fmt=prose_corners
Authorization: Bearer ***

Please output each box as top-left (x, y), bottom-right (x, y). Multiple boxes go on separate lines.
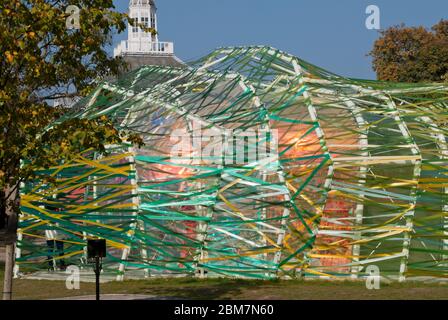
top-left (112, 0), bottom-right (448, 80)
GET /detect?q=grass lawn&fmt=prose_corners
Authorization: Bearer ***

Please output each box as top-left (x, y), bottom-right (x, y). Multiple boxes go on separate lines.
top-left (1, 265), bottom-right (447, 300)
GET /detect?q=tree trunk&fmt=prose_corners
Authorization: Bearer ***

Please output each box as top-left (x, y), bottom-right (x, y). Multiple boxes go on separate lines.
top-left (1, 183), bottom-right (19, 300)
top-left (2, 244), bottom-right (14, 300)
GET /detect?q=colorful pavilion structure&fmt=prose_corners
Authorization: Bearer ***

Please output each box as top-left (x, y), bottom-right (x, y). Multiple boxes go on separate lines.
top-left (16, 46), bottom-right (448, 282)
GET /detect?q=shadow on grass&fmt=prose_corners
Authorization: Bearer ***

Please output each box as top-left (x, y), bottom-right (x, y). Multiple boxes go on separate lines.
top-left (108, 278), bottom-right (275, 300)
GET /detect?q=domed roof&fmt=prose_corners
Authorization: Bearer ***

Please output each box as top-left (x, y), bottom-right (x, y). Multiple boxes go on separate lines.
top-left (129, 0), bottom-right (156, 7)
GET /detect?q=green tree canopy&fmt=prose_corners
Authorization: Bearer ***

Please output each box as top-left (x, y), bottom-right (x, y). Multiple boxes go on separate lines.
top-left (370, 20), bottom-right (448, 83)
top-left (0, 0), bottom-right (142, 238)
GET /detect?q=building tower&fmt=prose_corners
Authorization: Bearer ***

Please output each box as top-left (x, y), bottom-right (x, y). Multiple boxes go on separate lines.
top-left (114, 0), bottom-right (183, 70)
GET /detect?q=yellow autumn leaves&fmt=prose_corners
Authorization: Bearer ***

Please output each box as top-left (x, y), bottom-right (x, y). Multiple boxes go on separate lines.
top-left (4, 51), bottom-right (16, 64)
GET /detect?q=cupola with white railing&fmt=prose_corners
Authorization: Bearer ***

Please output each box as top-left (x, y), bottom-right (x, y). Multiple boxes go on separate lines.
top-left (114, 0), bottom-right (174, 57)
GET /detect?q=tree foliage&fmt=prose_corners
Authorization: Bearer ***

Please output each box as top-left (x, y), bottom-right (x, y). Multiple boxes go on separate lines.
top-left (370, 20), bottom-right (448, 83)
top-left (0, 0), bottom-right (143, 237)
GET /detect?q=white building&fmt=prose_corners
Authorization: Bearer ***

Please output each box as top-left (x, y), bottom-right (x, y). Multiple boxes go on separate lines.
top-left (114, 0), bottom-right (183, 69)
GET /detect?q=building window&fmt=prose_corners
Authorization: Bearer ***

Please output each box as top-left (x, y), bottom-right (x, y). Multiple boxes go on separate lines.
top-left (141, 15), bottom-right (149, 37)
top-left (141, 16), bottom-right (149, 27)
top-left (150, 12), bottom-right (156, 29)
top-left (132, 17), bottom-right (139, 37)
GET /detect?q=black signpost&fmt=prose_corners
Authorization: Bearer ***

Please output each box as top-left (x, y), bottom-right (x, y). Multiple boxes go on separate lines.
top-left (87, 239), bottom-right (106, 301)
